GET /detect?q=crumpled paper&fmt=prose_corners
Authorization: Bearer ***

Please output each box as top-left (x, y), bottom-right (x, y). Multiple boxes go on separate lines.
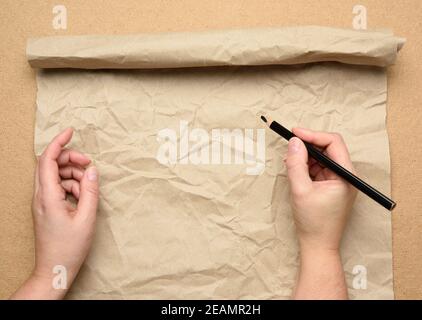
top-left (27, 26), bottom-right (404, 299)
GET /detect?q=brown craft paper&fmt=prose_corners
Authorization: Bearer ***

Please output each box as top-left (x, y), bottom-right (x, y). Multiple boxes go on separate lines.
top-left (27, 26), bottom-right (404, 299)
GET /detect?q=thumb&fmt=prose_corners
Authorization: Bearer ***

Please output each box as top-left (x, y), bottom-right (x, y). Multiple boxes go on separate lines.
top-left (77, 166), bottom-right (99, 218)
top-left (285, 137), bottom-right (312, 196)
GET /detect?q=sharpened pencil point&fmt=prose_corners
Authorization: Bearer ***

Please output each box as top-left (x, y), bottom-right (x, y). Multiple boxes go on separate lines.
top-left (260, 115), bottom-right (267, 123)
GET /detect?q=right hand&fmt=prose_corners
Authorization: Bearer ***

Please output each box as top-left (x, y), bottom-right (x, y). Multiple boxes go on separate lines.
top-left (285, 128), bottom-right (357, 253)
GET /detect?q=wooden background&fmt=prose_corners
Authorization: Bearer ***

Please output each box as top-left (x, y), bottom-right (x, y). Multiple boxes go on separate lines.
top-left (1, 0), bottom-right (421, 299)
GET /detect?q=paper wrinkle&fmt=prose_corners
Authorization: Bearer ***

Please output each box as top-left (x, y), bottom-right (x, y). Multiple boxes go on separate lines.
top-left (29, 27), bottom-right (400, 299)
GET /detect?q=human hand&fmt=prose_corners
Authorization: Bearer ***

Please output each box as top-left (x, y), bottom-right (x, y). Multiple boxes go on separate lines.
top-left (286, 128), bottom-right (357, 252)
top-left (286, 128), bottom-right (357, 299)
top-left (11, 128), bottom-right (99, 299)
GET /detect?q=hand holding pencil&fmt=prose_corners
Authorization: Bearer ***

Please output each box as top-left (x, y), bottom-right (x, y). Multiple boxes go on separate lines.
top-left (262, 116), bottom-right (396, 211)
top-left (285, 128), bottom-right (357, 300)
top-left (285, 128), bottom-right (357, 251)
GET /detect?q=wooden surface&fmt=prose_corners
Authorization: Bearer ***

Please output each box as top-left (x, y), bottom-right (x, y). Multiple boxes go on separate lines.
top-left (1, 0), bottom-right (421, 299)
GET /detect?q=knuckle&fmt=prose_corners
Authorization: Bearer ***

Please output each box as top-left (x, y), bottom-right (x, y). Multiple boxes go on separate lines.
top-left (290, 186), bottom-right (308, 200)
top-left (37, 190), bottom-right (46, 203)
top-left (69, 167), bottom-right (77, 178)
top-left (34, 190), bottom-right (49, 213)
top-left (332, 132), bottom-right (344, 142)
top-left (39, 195), bottom-right (49, 210)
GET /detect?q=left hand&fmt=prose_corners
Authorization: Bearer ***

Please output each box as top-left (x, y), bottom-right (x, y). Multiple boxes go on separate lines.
top-left (11, 128), bottom-right (99, 299)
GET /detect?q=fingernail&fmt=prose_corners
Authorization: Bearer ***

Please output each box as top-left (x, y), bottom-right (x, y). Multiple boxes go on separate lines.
top-left (288, 138), bottom-right (301, 154)
top-left (87, 166), bottom-right (98, 181)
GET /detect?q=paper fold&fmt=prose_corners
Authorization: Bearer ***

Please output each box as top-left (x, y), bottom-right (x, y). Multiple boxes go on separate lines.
top-left (27, 26), bottom-right (405, 69)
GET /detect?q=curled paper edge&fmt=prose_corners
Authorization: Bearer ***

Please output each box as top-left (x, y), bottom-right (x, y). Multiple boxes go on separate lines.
top-left (27, 26), bottom-right (405, 70)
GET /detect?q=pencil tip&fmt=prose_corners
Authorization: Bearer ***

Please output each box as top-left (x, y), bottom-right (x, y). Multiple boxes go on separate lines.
top-left (260, 115), bottom-right (267, 123)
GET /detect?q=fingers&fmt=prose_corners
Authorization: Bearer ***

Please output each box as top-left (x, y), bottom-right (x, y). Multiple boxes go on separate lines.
top-left (42, 128), bottom-right (74, 162)
top-left (292, 128), bottom-right (355, 174)
top-left (61, 179), bottom-right (81, 199)
top-left (77, 166), bottom-right (99, 220)
top-left (59, 166), bottom-right (85, 181)
top-left (59, 165), bottom-right (97, 202)
top-left (57, 149), bottom-right (91, 167)
top-left (285, 137), bottom-right (312, 196)
top-left (38, 128), bottom-right (74, 190)
top-left (36, 128), bottom-right (98, 219)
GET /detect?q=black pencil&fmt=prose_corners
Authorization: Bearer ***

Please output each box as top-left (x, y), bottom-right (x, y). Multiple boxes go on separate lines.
top-left (260, 115), bottom-right (396, 211)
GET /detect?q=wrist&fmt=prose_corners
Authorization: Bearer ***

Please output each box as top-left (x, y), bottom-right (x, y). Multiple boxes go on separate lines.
top-left (297, 233), bottom-right (342, 255)
top-left (298, 244), bottom-right (344, 281)
top-left (293, 247), bottom-right (348, 299)
top-left (10, 270), bottom-right (68, 300)
top-left (298, 242), bottom-right (343, 275)
top-left (33, 260), bottom-right (81, 289)
top-left (31, 271), bottom-right (68, 299)
top-left (294, 246), bottom-right (348, 300)
top-left (299, 243), bottom-right (341, 260)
